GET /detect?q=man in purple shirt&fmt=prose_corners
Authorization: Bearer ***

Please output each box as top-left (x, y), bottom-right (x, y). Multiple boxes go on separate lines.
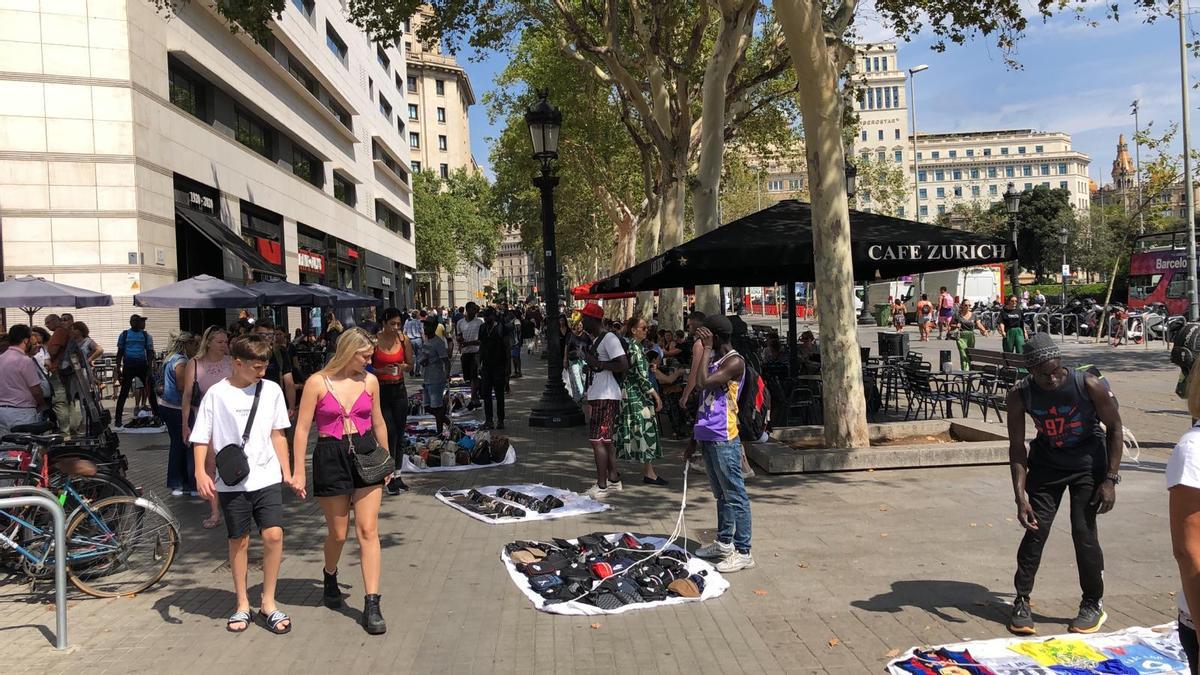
top-left (0, 324), bottom-right (46, 435)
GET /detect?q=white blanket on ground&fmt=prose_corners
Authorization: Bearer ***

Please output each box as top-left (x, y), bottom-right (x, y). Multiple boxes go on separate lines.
top-left (435, 483), bottom-right (610, 524)
top-left (885, 623), bottom-right (1187, 674)
top-left (502, 535), bottom-right (730, 616)
top-left (399, 444), bottom-right (516, 473)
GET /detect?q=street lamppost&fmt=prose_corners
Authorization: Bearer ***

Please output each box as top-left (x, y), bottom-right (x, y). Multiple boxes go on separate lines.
top-left (525, 91), bottom-right (583, 428)
top-left (1004, 182), bottom-right (1022, 303)
top-left (908, 64), bottom-right (929, 223)
top-left (1059, 225), bottom-right (1069, 308)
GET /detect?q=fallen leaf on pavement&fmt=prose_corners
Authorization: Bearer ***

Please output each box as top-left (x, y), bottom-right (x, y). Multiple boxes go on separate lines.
top-left (880, 533), bottom-right (888, 538)
top-left (754, 589), bottom-right (768, 596)
top-left (798, 562), bottom-right (809, 568)
top-left (828, 638), bottom-right (841, 648)
top-left (969, 523), bottom-right (977, 528)
top-left (885, 649), bottom-right (901, 658)
top-left (879, 505), bottom-right (889, 512)
top-left (590, 623), bottom-right (602, 629)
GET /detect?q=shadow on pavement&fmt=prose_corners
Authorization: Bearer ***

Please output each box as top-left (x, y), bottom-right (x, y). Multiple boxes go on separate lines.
top-left (852, 579), bottom-right (1008, 624)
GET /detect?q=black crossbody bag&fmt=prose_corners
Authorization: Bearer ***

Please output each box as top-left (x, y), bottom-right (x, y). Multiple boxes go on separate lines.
top-left (215, 381), bottom-right (262, 486)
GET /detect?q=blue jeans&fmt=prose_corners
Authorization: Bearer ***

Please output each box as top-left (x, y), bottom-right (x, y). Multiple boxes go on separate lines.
top-left (160, 406), bottom-right (195, 491)
top-left (700, 439), bottom-right (752, 553)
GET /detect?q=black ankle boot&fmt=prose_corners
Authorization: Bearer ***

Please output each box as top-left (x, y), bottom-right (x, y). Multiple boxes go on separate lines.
top-left (322, 568), bottom-right (342, 608)
top-left (363, 594), bottom-right (386, 635)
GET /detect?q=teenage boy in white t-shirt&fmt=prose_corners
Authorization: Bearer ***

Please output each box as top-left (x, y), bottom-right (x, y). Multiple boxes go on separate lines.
top-left (577, 303), bottom-right (629, 499)
top-left (192, 335), bottom-right (302, 635)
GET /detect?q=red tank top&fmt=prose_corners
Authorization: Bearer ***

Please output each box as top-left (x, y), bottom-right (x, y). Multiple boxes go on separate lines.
top-left (372, 342), bottom-right (406, 383)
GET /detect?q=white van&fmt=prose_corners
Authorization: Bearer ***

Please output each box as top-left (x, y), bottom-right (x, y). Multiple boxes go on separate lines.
top-left (906, 267), bottom-right (1000, 311)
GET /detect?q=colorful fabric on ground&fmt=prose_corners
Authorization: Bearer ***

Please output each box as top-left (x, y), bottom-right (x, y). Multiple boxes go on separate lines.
top-left (1010, 639), bottom-right (1109, 667)
top-left (894, 649), bottom-right (996, 674)
top-left (1048, 659), bottom-right (1138, 674)
top-left (1137, 634), bottom-right (1190, 665)
top-left (1102, 642), bottom-right (1187, 673)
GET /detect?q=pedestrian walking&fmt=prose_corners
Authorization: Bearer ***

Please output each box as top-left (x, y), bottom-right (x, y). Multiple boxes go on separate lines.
top-left (564, 315), bottom-right (588, 403)
top-left (42, 314), bottom-right (75, 433)
top-left (190, 335), bottom-right (300, 635)
top-left (686, 314), bottom-right (755, 573)
top-left (614, 316), bottom-right (666, 486)
top-left (478, 306), bottom-right (509, 430)
top-left (417, 318), bottom-right (450, 435)
top-left (160, 332), bottom-right (200, 496)
top-left (455, 302), bottom-right (483, 409)
top-left (891, 297), bottom-right (906, 332)
top-left (937, 286), bottom-right (955, 339)
top-left (403, 310), bottom-right (425, 376)
top-left (952, 303), bottom-right (989, 370)
top-left (1169, 360), bottom-right (1200, 673)
top-left (578, 303), bottom-right (628, 498)
top-left (291, 328), bottom-right (391, 635)
top-left (915, 294), bottom-right (934, 342)
top-left (1001, 296), bottom-right (1028, 354)
top-left (507, 309), bottom-right (523, 378)
top-left (1006, 333), bottom-right (1124, 636)
top-left (181, 325), bottom-right (231, 530)
top-left (373, 308), bottom-right (413, 496)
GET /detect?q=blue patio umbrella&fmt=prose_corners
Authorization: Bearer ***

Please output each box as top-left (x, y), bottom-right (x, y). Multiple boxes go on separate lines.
top-left (133, 274), bottom-right (263, 309)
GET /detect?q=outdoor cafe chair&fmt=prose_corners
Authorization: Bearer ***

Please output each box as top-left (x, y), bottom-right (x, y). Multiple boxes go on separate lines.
top-left (904, 371), bottom-right (959, 421)
top-left (787, 387), bottom-right (820, 426)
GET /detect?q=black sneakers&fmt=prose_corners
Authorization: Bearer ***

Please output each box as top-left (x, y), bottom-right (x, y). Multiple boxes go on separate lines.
top-left (386, 476), bottom-right (407, 496)
top-left (322, 568), bottom-right (342, 609)
top-left (1008, 595), bottom-right (1035, 635)
top-left (1069, 598), bottom-right (1107, 634)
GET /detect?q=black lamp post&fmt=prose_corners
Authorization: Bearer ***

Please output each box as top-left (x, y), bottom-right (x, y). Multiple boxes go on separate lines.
top-left (525, 91), bottom-right (583, 428)
top-left (1059, 225), bottom-right (1069, 307)
top-left (1004, 182), bottom-right (1022, 302)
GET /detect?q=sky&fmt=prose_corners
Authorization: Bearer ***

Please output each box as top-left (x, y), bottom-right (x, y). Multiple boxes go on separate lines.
top-left (455, 2), bottom-right (1200, 186)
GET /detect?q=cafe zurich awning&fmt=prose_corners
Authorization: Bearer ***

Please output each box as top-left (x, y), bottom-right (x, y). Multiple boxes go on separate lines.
top-left (592, 200), bottom-right (1015, 292)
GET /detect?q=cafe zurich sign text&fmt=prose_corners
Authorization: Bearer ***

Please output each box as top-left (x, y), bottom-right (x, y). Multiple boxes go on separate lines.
top-left (866, 243), bottom-right (1009, 262)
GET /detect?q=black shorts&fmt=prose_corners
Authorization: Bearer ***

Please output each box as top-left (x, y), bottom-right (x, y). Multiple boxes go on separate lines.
top-left (312, 434), bottom-right (386, 497)
top-left (218, 484), bottom-right (283, 539)
top-left (461, 353), bottom-right (479, 382)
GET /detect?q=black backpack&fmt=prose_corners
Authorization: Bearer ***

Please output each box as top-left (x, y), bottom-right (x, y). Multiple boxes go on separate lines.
top-left (586, 332), bottom-right (630, 388)
top-left (735, 358), bottom-right (770, 442)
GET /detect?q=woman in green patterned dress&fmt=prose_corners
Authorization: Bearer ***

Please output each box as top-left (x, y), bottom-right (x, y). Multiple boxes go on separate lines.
top-left (615, 316), bottom-right (667, 486)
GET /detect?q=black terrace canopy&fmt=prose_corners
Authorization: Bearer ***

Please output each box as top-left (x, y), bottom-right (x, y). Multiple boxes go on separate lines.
top-left (592, 200), bottom-right (1015, 293)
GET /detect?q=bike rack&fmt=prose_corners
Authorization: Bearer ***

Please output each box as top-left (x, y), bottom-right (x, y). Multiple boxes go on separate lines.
top-left (0, 486), bottom-right (68, 650)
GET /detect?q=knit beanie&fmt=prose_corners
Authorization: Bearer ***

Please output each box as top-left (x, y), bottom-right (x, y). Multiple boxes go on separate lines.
top-left (1025, 332), bottom-right (1061, 368)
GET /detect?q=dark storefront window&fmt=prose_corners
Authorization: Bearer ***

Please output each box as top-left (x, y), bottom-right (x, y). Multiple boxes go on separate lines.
top-left (292, 146), bottom-right (323, 187)
top-left (236, 108), bottom-right (272, 158)
top-left (333, 172), bottom-right (356, 206)
top-left (168, 59), bottom-right (207, 121)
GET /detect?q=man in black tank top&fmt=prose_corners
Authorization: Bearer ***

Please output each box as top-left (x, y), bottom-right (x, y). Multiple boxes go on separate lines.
top-left (1005, 333), bottom-right (1124, 637)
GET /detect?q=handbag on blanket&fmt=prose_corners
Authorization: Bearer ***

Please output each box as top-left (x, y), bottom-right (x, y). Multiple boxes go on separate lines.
top-left (489, 434), bottom-right (510, 462)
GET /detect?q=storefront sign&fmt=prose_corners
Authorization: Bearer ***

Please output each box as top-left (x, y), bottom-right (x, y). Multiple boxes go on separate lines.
top-left (256, 238), bottom-right (282, 265)
top-left (382, 276), bottom-right (391, 287)
top-left (299, 249), bottom-right (325, 275)
top-left (347, 247), bottom-right (359, 259)
top-left (865, 243), bottom-right (1009, 262)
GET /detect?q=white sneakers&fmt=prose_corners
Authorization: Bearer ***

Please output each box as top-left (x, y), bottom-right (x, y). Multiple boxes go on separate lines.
top-left (584, 481), bottom-right (623, 499)
top-left (695, 540), bottom-right (757, 573)
top-left (695, 540), bottom-right (734, 559)
top-left (716, 551), bottom-right (757, 573)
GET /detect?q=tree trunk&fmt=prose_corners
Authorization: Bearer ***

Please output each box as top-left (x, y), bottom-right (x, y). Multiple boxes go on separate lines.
top-left (658, 172), bottom-right (688, 331)
top-left (776, 0), bottom-right (869, 449)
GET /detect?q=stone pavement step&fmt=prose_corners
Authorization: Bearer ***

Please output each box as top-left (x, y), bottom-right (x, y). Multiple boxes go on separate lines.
top-left (0, 348), bottom-right (1185, 673)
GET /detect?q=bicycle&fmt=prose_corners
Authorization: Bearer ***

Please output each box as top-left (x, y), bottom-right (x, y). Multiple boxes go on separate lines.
top-left (0, 429), bottom-right (178, 597)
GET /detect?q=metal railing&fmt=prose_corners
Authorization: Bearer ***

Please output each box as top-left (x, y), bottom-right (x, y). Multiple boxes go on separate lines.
top-left (0, 486), bottom-right (67, 649)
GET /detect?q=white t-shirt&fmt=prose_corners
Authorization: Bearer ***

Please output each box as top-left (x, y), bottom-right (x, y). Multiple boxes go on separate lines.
top-left (586, 332), bottom-right (626, 402)
top-left (456, 317), bottom-right (484, 354)
top-left (189, 378), bottom-right (291, 492)
top-left (1168, 424), bottom-right (1200, 627)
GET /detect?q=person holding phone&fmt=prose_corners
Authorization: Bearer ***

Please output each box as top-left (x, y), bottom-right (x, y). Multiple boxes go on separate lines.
top-left (372, 308), bottom-right (413, 496)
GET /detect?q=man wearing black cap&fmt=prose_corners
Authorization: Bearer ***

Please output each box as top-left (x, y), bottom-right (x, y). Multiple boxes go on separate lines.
top-left (1005, 332), bottom-right (1124, 636)
top-left (115, 313), bottom-right (159, 427)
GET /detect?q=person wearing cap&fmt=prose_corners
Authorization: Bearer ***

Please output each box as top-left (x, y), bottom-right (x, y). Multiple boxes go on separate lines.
top-left (577, 302), bottom-right (629, 498)
top-left (115, 314), bottom-right (160, 427)
top-left (686, 314), bottom-right (755, 573)
top-left (1005, 332), bottom-right (1124, 636)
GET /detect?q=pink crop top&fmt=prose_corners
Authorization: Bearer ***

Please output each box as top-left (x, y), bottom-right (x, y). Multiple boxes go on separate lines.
top-left (316, 380), bottom-right (373, 438)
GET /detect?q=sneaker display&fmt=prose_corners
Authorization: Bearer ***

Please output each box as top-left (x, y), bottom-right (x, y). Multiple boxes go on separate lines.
top-left (695, 540), bottom-right (734, 560)
top-left (716, 551), bottom-right (756, 573)
top-left (1069, 598), bottom-right (1106, 634)
top-left (1008, 595), bottom-right (1036, 635)
top-left (584, 484), bottom-right (609, 499)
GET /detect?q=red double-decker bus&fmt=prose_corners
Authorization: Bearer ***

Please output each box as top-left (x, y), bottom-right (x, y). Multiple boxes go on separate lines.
top-left (1128, 230), bottom-right (1195, 316)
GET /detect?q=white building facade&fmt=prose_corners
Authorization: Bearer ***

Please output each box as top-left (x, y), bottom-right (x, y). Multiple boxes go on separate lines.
top-left (0, 0), bottom-right (415, 345)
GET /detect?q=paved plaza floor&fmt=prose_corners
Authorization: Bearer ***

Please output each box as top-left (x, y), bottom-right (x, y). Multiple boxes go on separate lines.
top-left (0, 325), bottom-right (1191, 673)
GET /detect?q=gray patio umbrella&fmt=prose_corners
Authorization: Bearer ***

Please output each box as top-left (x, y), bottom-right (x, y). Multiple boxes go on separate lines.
top-left (133, 274), bottom-right (263, 308)
top-left (247, 278), bottom-right (335, 307)
top-left (301, 283), bottom-right (381, 308)
top-left (0, 275), bottom-right (114, 324)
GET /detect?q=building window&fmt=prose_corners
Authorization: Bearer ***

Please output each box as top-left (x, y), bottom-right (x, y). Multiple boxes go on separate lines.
top-left (983, 148), bottom-right (992, 156)
top-left (396, 117), bottom-right (404, 135)
top-left (918, 188), bottom-right (927, 198)
top-left (767, 179), bottom-right (784, 191)
top-left (987, 167), bottom-right (997, 178)
top-left (1059, 181), bottom-right (1068, 189)
top-left (895, 129), bottom-right (901, 140)
top-left (438, 135), bottom-right (448, 151)
top-left (917, 170), bottom-right (926, 182)
top-left (235, 108), bottom-right (271, 158)
top-left (860, 130), bottom-right (867, 141)
top-left (325, 22), bottom-right (348, 63)
top-left (898, 206), bottom-right (905, 218)
top-left (937, 205), bottom-right (946, 215)
top-left (395, 72), bottom-right (403, 92)
top-left (1005, 166), bottom-right (1015, 178)
top-left (372, 140), bottom-right (408, 183)
top-left (934, 170), bottom-right (944, 181)
top-left (877, 129), bottom-right (884, 141)
top-left (436, 107), bottom-right (446, 123)
top-left (168, 64), bottom-right (205, 120)
top-left (326, 98), bottom-right (351, 131)
top-left (409, 132), bottom-right (420, 148)
top-left (883, 87), bottom-right (891, 108)
top-left (412, 160), bottom-right (421, 173)
top-left (1018, 146), bottom-right (1026, 154)
top-left (788, 179), bottom-right (800, 190)
top-left (288, 59), bottom-right (318, 97)
top-left (292, 0), bottom-right (315, 18)
top-left (894, 150), bottom-right (902, 163)
top-left (292, 146), bottom-right (322, 187)
top-left (376, 46), bottom-right (390, 71)
top-left (864, 57), bottom-right (871, 72)
top-left (333, 172), bottom-right (355, 206)
top-left (873, 56), bottom-right (880, 71)
top-left (407, 76), bottom-right (417, 93)
top-left (408, 104), bottom-right (418, 120)
top-left (1024, 182), bottom-right (1033, 190)
top-left (970, 168), bottom-right (979, 179)
top-left (1022, 165), bottom-right (1032, 177)
top-left (1042, 181), bottom-right (1050, 188)
top-left (368, 77), bottom-right (374, 98)
top-left (989, 184), bottom-right (998, 195)
top-left (936, 187), bottom-right (945, 198)
top-left (952, 169), bottom-right (961, 180)
top-left (881, 56), bottom-right (888, 71)
top-left (1035, 145), bottom-right (1044, 153)
top-left (439, 163), bottom-right (449, 179)
top-left (952, 186), bottom-right (962, 197)
top-left (435, 79), bottom-right (445, 95)
top-left (917, 152), bottom-right (923, 160)
top-left (1059, 162), bottom-right (1068, 174)
top-left (877, 150), bottom-right (885, 162)
top-left (966, 149), bottom-right (974, 157)
top-left (1040, 163), bottom-right (1050, 176)
top-left (949, 150), bottom-right (957, 158)
top-left (1000, 147), bottom-right (1009, 155)
top-left (931, 151), bottom-right (939, 159)
top-left (375, 199), bottom-right (411, 239)
top-left (379, 94), bottom-right (392, 120)
top-left (971, 185), bottom-right (980, 197)
top-left (919, 205), bottom-right (928, 217)
top-left (892, 86), bottom-right (899, 107)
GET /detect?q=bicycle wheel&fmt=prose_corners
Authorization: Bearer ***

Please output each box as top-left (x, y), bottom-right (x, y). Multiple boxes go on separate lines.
top-left (18, 473), bottom-right (139, 580)
top-left (65, 495), bottom-right (178, 598)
